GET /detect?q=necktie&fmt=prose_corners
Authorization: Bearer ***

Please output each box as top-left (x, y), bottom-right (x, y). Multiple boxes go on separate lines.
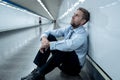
top-left (65, 30), bottom-right (74, 39)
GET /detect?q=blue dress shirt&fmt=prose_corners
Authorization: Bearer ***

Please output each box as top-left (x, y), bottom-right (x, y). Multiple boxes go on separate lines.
top-left (41, 25), bottom-right (88, 66)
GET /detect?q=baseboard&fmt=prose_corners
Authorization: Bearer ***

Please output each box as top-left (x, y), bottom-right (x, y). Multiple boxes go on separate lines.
top-left (83, 55), bottom-right (112, 80)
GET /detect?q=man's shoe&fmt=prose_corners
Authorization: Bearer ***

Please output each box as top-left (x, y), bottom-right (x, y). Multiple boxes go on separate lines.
top-left (21, 68), bottom-right (45, 80)
top-left (21, 76), bottom-right (45, 80)
top-left (21, 67), bottom-right (39, 80)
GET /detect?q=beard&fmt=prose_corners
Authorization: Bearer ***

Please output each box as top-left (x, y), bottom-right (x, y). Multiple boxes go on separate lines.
top-left (71, 22), bottom-right (80, 28)
top-left (70, 19), bottom-right (80, 28)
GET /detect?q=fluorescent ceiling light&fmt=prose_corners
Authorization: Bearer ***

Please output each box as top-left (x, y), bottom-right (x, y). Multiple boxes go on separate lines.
top-left (79, 0), bottom-right (85, 3)
top-left (0, 1), bottom-right (39, 17)
top-left (100, 1), bottom-right (118, 9)
top-left (58, 0), bottom-right (85, 20)
top-left (37, 0), bottom-right (54, 20)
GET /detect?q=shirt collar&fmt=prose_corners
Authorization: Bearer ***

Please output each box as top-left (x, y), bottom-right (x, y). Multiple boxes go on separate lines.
top-left (70, 25), bottom-right (83, 32)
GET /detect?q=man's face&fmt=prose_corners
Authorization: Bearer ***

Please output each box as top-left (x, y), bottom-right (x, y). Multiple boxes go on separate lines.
top-left (71, 10), bottom-right (85, 28)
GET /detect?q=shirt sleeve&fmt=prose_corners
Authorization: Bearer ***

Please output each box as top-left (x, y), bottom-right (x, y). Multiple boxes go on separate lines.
top-left (40, 27), bottom-right (68, 39)
top-left (50, 33), bottom-right (86, 51)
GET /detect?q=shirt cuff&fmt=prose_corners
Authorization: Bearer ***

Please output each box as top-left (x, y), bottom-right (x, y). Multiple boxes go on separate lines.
top-left (40, 34), bottom-right (48, 40)
top-left (50, 42), bottom-right (56, 50)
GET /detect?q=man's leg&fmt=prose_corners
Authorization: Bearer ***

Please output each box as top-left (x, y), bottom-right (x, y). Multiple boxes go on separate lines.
top-left (36, 50), bottom-right (82, 76)
top-left (36, 50), bottom-right (70, 76)
top-left (21, 34), bottom-right (57, 80)
top-left (33, 34), bottom-right (57, 67)
top-left (58, 51), bottom-right (82, 76)
top-left (33, 49), bottom-right (50, 68)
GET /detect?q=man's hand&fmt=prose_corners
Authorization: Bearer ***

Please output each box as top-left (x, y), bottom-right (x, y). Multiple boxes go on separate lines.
top-left (40, 37), bottom-right (50, 53)
top-left (41, 37), bottom-right (49, 46)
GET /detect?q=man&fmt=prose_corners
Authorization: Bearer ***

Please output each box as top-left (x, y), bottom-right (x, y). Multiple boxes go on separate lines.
top-left (39, 17), bottom-right (42, 25)
top-left (21, 7), bottom-right (90, 80)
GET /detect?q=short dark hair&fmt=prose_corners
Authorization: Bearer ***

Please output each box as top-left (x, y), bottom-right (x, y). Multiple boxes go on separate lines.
top-left (77, 7), bottom-right (90, 23)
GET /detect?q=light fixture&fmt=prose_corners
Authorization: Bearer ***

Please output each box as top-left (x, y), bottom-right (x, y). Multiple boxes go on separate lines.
top-left (37, 0), bottom-right (54, 20)
top-left (0, 1), bottom-right (39, 17)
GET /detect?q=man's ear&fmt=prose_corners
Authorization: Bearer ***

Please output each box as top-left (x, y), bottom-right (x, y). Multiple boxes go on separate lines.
top-left (81, 19), bottom-right (86, 25)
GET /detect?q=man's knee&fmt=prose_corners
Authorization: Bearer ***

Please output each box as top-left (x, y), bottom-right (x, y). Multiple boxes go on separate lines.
top-left (47, 34), bottom-right (57, 41)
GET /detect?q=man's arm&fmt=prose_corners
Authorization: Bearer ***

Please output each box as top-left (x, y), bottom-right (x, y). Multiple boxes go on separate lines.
top-left (40, 27), bottom-right (69, 53)
top-left (40, 27), bottom-right (69, 39)
top-left (50, 33), bottom-right (87, 51)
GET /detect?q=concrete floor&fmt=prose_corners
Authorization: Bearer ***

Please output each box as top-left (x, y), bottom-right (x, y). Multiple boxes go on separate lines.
top-left (0, 37), bottom-right (90, 80)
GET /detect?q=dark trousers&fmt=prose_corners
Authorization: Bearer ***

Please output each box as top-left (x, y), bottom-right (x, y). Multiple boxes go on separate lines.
top-left (33, 34), bottom-right (81, 76)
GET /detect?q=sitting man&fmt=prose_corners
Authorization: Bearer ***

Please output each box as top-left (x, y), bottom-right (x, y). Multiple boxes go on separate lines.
top-left (21, 7), bottom-right (90, 80)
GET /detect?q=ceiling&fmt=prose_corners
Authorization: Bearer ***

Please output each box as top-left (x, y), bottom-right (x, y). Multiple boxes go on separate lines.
top-left (6, 0), bottom-right (63, 20)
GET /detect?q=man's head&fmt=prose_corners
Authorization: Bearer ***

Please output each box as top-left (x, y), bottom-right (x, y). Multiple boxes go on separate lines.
top-left (71, 7), bottom-right (90, 28)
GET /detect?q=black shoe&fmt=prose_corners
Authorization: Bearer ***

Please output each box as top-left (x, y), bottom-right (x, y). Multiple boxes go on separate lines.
top-left (21, 75), bottom-right (45, 80)
top-left (21, 67), bottom-right (45, 80)
top-left (21, 67), bottom-right (38, 80)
